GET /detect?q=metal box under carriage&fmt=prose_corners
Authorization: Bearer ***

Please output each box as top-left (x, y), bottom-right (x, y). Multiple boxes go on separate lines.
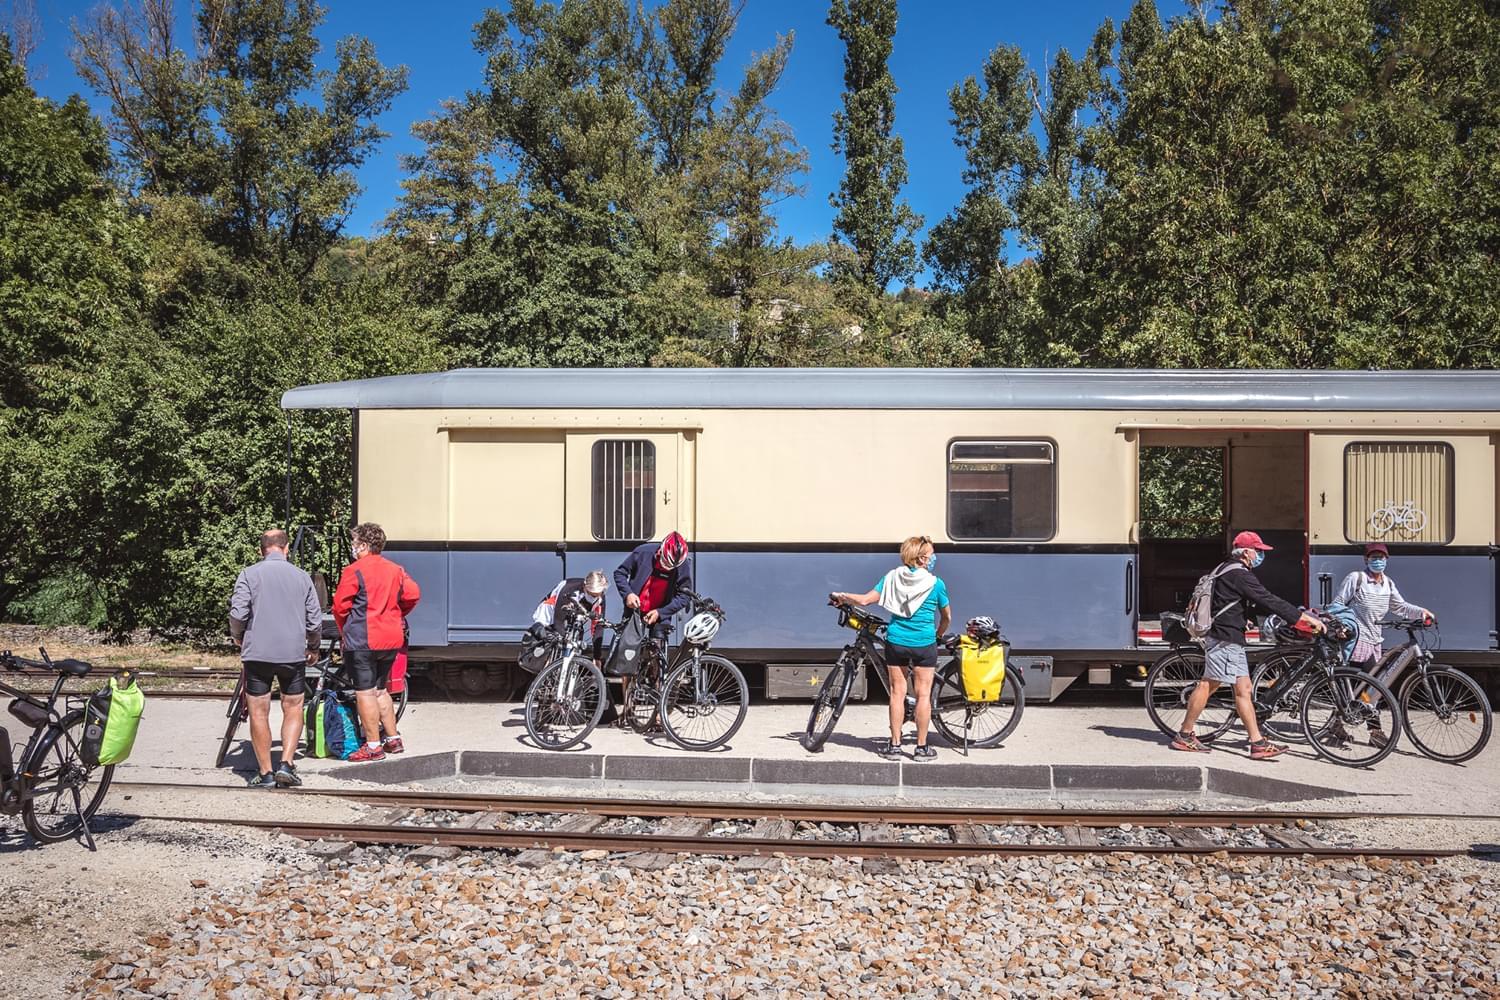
top-left (282, 368), bottom-right (1500, 702)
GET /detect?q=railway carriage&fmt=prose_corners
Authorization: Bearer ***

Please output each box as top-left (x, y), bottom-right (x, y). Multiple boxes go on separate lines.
top-left (281, 369), bottom-right (1500, 700)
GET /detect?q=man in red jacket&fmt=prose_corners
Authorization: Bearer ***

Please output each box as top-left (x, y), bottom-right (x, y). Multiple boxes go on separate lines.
top-left (333, 522), bottom-right (420, 762)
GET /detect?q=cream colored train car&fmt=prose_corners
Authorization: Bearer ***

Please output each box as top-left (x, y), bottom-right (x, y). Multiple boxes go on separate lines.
top-left (282, 369), bottom-right (1500, 699)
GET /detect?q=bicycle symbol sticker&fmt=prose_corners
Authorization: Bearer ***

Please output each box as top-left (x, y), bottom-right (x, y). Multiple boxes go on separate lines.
top-left (1368, 500), bottom-right (1428, 539)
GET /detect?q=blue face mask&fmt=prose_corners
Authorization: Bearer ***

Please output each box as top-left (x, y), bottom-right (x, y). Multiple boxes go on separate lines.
top-left (926, 554), bottom-right (937, 572)
top-left (1367, 557), bottom-right (1387, 574)
top-left (1249, 550), bottom-right (1265, 569)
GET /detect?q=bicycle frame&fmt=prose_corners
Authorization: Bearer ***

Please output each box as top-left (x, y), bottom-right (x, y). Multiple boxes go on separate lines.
top-left (0, 663), bottom-right (78, 815)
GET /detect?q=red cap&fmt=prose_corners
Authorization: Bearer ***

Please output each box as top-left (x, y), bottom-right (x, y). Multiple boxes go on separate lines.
top-left (1232, 530), bottom-right (1274, 551)
top-left (1364, 542), bottom-right (1389, 557)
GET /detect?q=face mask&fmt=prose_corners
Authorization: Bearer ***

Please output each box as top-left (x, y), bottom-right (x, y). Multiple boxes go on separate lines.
top-left (1249, 550), bottom-right (1265, 569)
top-left (925, 554), bottom-right (937, 572)
top-left (1367, 557), bottom-right (1387, 574)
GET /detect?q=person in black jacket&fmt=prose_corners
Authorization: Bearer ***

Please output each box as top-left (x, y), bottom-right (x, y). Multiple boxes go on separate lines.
top-left (1174, 531), bottom-right (1325, 760)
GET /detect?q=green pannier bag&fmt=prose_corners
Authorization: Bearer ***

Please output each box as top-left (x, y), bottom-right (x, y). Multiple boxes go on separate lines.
top-left (83, 676), bottom-right (146, 767)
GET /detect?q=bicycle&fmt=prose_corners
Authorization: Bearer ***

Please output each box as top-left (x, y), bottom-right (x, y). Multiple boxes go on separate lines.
top-left (1376, 618), bottom-right (1492, 764)
top-left (1184, 613), bottom-right (1404, 767)
top-left (654, 590), bottom-right (748, 751)
top-left (802, 597), bottom-right (888, 752)
top-left (930, 631), bottom-right (1025, 752)
top-left (1368, 499), bottom-right (1428, 539)
top-left (1, 649), bottom-right (119, 848)
top-left (1143, 613), bottom-right (1239, 740)
top-left (524, 600), bottom-right (610, 750)
top-left (216, 638), bottom-right (409, 768)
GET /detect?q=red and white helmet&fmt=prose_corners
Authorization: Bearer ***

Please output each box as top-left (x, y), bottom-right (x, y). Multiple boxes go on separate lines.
top-left (656, 531), bottom-right (689, 571)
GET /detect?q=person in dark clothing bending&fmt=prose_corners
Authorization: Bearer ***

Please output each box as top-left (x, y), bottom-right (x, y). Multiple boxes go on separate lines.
top-left (609, 532), bottom-right (692, 720)
top-left (1173, 531), bottom-right (1325, 760)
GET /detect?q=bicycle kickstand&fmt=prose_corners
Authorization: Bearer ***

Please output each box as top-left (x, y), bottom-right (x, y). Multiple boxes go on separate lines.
top-left (71, 785), bottom-right (97, 852)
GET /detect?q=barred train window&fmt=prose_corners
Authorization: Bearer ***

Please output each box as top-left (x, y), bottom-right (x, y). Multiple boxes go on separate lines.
top-left (947, 441), bottom-right (1057, 541)
top-left (592, 440), bottom-right (656, 541)
top-left (1344, 442), bottom-right (1453, 545)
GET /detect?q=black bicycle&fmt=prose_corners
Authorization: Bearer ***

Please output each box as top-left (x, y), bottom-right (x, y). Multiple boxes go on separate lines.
top-left (1188, 613), bottom-right (1403, 767)
top-left (1376, 618), bottom-right (1491, 764)
top-left (216, 641), bottom-right (408, 768)
top-left (1, 649), bottom-right (118, 847)
top-left (653, 590), bottom-right (748, 751)
top-left (1143, 613), bottom-right (1239, 740)
top-left (802, 598), bottom-right (887, 752)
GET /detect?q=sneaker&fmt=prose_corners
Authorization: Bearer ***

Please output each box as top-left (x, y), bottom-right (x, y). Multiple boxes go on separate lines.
top-left (246, 772), bottom-right (277, 789)
top-left (877, 742), bottom-right (904, 760)
top-left (1368, 726), bottom-right (1389, 748)
top-left (1170, 732), bottom-right (1212, 753)
top-left (382, 736), bottom-right (405, 755)
top-left (346, 744), bottom-right (386, 763)
top-left (273, 762), bottom-right (302, 788)
top-left (1249, 740), bottom-right (1287, 761)
top-left (912, 744), bottom-right (937, 761)
top-left (1325, 722), bottom-right (1352, 747)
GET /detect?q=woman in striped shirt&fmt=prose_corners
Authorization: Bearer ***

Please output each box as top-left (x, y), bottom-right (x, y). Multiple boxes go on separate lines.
top-left (1333, 541), bottom-right (1432, 744)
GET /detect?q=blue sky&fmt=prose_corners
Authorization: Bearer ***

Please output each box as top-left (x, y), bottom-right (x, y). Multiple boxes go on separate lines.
top-left (22, 1), bottom-right (1167, 254)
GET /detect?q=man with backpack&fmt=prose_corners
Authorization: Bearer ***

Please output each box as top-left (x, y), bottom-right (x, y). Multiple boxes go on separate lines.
top-left (228, 529), bottom-right (322, 788)
top-left (1173, 531), bottom-right (1325, 760)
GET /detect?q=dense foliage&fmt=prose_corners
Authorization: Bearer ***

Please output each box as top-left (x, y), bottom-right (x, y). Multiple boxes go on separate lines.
top-left (0, 0), bottom-right (1495, 634)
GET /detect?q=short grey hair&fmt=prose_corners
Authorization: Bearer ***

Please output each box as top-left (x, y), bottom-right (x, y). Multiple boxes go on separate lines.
top-left (1231, 546), bottom-right (1256, 562)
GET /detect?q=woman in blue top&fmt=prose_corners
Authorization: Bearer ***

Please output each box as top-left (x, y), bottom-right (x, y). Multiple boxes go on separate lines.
top-left (832, 535), bottom-right (951, 760)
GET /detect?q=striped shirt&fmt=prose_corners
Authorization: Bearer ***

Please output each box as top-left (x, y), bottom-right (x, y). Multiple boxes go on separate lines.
top-left (1333, 570), bottom-right (1423, 653)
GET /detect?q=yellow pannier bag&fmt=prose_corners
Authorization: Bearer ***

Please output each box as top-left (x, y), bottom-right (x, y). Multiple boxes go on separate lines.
top-left (957, 634), bottom-right (1006, 702)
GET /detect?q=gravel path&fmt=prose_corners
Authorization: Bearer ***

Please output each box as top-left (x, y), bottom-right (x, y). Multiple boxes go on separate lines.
top-left (74, 847), bottom-right (1497, 998)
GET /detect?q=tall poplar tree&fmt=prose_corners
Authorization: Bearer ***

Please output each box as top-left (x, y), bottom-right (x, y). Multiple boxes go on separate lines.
top-left (826, 0), bottom-right (921, 292)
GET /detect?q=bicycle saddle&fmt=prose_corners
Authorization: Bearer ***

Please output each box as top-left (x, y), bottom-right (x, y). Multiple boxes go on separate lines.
top-left (53, 658), bottom-right (92, 676)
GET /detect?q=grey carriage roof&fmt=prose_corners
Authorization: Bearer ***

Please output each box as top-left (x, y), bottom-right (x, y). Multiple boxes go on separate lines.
top-left (280, 367), bottom-right (1500, 412)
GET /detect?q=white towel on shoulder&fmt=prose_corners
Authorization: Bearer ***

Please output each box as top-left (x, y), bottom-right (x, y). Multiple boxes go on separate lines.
top-left (877, 567), bottom-right (937, 619)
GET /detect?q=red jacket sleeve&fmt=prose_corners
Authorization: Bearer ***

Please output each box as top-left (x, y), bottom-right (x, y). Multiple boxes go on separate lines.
top-left (332, 566), bottom-right (357, 632)
top-left (397, 568), bottom-right (421, 615)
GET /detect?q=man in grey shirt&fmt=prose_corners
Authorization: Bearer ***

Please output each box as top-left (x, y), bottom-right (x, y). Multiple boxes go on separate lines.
top-left (229, 529), bottom-right (322, 789)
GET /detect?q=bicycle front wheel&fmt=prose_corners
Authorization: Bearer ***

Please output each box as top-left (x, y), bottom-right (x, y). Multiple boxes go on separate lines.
top-left (1248, 652), bottom-right (1313, 745)
top-left (931, 661), bottom-right (1024, 749)
top-left (802, 651), bottom-right (858, 752)
top-left (1144, 649), bottom-right (1234, 741)
top-left (660, 654), bottom-right (749, 751)
top-left (1300, 669), bottom-right (1401, 767)
top-left (524, 656), bottom-right (606, 751)
top-left (22, 710), bottom-right (116, 844)
top-left (1400, 667), bottom-right (1492, 764)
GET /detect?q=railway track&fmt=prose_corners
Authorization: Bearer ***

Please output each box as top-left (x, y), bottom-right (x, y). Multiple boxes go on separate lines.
top-left (110, 782), bottom-right (1472, 863)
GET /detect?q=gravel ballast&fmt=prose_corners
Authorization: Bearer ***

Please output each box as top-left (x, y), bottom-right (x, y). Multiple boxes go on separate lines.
top-left (76, 849), bottom-right (1497, 998)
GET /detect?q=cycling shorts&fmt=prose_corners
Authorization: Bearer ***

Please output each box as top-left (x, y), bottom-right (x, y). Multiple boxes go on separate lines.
top-left (347, 649), bottom-right (398, 692)
top-left (244, 661), bottom-right (307, 697)
top-left (885, 642), bottom-right (938, 669)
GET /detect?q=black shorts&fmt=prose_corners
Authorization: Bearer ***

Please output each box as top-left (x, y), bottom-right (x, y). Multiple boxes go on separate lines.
top-left (244, 661), bottom-right (306, 697)
top-left (347, 649), bottom-right (398, 692)
top-left (884, 642), bottom-right (938, 669)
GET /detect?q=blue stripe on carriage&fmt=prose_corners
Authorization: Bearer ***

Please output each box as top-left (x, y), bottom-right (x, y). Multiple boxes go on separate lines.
top-left (1308, 553), bottom-right (1496, 652)
top-left (385, 546), bottom-right (1136, 653)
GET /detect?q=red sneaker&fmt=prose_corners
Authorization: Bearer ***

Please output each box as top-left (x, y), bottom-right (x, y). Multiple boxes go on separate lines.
top-left (346, 744), bottom-right (386, 763)
top-left (382, 736), bottom-right (405, 755)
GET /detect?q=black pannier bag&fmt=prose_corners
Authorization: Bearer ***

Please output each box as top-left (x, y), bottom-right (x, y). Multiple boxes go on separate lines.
top-left (604, 612), bottom-right (647, 677)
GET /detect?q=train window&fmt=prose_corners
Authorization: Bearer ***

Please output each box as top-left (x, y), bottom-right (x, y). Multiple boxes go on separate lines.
top-left (592, 440), bottom-right (656, 541)
top-left (1344, 441), bottom-right (1454, 545)
top-left (947, 440), bottom-right (1056, 541)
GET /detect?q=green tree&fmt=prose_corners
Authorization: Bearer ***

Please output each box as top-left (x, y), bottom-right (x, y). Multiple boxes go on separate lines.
top-left (826, 0), bottom-right (921, 292)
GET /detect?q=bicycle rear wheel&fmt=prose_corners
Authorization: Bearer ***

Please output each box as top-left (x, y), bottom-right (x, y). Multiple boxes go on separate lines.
top-left (931, 662), bottom-right (1024, 749)
top-left (22, 710), bottom-right (115, 844)
top-left (215, 671), bottom-right (248, 768)
top-left (1400, 667), bottom-right (1492, 764)
top-left (1300, 670), bottom-right (1400, 767)
top-left (624, 653), bottom-right (662, 734)
top-left (1143, 649), bottom-right (1234, 741)
top-left (524, 656), bottom-right (606, 751)
top-left (660, 654), bottom-right (749, 751)
top-left (802, 651), bottom-right (858, 752)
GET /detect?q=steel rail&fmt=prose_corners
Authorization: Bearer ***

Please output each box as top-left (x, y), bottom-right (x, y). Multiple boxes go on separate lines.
top-left (136, 814), bottom-right (1463, 861)
top-left (108, 781), bottom-right (1500, 827)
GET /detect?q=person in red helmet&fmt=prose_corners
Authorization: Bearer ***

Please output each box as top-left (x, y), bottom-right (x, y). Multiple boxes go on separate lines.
top-left (609, 532), bottom-right (693, 720)
top-left (1173, 531), bottom-right (1324, 760)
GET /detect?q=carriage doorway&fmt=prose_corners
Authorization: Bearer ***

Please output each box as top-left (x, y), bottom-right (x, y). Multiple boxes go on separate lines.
top-left (1136, 430), bottom-right (1308, 625)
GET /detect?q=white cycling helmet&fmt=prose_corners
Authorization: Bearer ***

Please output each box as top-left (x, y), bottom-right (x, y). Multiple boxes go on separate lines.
top-left (682, 611), bottom-right (722, 644)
